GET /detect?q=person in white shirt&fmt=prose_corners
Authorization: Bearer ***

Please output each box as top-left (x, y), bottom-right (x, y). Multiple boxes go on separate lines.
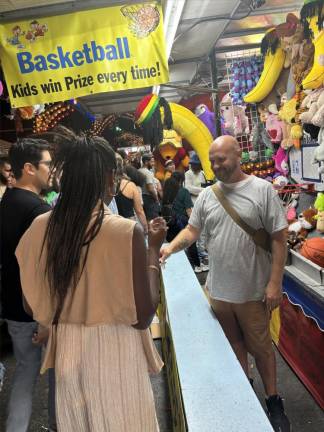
top-left (184, 153), bottom-right (206, 204)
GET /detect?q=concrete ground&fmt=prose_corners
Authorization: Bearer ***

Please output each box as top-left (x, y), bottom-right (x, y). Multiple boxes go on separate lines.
top-left (0, 273), bottom-right (323, 431)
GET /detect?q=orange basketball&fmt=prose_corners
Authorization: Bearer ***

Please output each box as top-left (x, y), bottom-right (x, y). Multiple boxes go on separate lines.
top-left (300, 238), bottom-right (324, 268)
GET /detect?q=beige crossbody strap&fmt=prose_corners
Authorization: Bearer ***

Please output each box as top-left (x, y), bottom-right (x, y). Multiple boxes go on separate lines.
top-left (212, 184), bottom-right (257, 237)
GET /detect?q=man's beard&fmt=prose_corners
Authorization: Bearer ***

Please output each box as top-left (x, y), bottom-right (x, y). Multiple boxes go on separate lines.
top-left (214, 167), bottom-right (235, 183)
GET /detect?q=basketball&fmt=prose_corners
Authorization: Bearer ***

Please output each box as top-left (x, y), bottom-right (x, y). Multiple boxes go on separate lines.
top-left (300, 238), bottom-right (324, 268)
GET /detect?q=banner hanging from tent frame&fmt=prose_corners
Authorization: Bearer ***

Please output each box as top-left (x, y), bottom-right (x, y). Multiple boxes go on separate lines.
top-left (0, 2), bottom-right (169, 108)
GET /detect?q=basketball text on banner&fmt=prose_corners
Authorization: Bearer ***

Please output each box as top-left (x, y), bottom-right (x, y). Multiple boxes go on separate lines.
top-left (0, 3), bottom-right (169, 107)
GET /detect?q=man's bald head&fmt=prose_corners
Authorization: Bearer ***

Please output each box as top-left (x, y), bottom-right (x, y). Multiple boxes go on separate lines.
top-left (209, 135), bottom-right (244, 183)
top-left (210, 135), bottom-right (241, 156)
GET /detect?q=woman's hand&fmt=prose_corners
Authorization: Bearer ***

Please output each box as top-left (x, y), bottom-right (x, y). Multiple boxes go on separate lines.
top-left (32, 325), bottom-right (49, 346)
top-left (148, 217), bottom-right (167, 250)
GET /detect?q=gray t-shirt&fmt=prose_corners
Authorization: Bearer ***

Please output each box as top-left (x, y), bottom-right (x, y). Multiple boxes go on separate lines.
top-left (189, 176), bottom-right (288, 303)
top-left (138, 167), bottom-right (154, 196)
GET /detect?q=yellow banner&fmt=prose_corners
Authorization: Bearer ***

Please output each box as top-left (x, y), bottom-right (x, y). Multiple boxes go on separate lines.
top-left (0, 2), bottom-right (169, 108)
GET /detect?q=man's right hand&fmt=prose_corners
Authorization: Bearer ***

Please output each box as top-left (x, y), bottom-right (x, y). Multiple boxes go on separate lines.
top-left (160, 244), bottom-right (172, 264)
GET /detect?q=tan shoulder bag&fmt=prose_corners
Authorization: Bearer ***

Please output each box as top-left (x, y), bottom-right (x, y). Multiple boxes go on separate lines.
top-left (212, 184), bottom-right (271, 253)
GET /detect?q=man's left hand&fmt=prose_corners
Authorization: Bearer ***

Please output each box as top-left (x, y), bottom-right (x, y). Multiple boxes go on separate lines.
top-left (264, 281), bottom-right (283, 312)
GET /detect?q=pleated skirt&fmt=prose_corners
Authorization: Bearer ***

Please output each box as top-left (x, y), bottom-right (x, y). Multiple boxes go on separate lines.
top-left (55, 323), bottom-right (160, 432)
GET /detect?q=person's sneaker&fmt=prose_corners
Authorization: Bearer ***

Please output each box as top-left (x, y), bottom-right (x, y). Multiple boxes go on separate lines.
top-left (266, 395), bottom-right (291, 432)
top-left (202, 256), bottom-right (209, 265)
top-left (201, 264), bottom-right (209, 272)
top-left (194, 266), bottom-right (203, 273)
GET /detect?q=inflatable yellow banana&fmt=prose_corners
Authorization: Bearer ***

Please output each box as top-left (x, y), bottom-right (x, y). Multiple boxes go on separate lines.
top-left (135, 95), bottom-right (214, 180)
top-left (244, 47), bottom-right (286, 103)
top-left (168, 103), bottom-right (214, 180)
top-left (302, 29), bottom-right (324, 89)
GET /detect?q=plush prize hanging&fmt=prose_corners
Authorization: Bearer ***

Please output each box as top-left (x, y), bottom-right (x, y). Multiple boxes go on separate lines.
top-left (134, 94), bottom-right (173, 150)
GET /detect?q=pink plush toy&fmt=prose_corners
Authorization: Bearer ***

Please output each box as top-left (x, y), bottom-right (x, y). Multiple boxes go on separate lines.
top-left (274, 147), bottom-right (289, 176)
top-left (220, 93), bottom-right (250, 136)
top-left (266, 113), bottom-right (285, 144)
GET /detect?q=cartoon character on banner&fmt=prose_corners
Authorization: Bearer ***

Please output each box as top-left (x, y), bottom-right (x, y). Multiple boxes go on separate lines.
top-left (6, 25), bottom-right (25, 47)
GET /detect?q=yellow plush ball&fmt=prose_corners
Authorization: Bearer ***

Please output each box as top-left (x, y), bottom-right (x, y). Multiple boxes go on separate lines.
top-left (290, 124), bottom-right (303, 139)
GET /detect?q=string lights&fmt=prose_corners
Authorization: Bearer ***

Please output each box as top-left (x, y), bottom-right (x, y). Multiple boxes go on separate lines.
top-left (88, 114), bottom-right (116, 136)
top-left (115, 132), bottom-right (144, 147)
top-left (33, 102), bottom-right (75, 133)
top-left (241, 159), bottom-right (275, 177)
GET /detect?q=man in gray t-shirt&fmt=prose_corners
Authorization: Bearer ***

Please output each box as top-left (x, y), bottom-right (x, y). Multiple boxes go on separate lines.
top-left (190, 175), bottom-right (287, 303)
top-left (160, 136), bottom-right (290, 432)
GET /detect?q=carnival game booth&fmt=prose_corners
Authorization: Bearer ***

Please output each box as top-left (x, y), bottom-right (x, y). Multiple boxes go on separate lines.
top-left (271, 252), bottom-right (324, 409)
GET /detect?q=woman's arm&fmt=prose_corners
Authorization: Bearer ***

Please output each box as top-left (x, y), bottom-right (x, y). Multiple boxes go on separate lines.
top-left (22, 294), bottom-right (33, 317)
top-left (132, 219), bottom-right (167, 329)
top-left (131, 183), bottom-right (148, 235)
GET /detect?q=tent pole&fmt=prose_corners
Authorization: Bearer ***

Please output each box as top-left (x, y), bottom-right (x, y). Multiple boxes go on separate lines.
top-left (209, 47), bottom-right (222, 137)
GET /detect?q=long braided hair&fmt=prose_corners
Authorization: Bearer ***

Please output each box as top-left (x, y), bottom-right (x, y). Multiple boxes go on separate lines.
top-left (42, 127), bottom-right (116, 321)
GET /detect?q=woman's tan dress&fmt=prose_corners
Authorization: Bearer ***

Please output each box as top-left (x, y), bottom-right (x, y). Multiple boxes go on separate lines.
top-left (16, 209), bottom-right (163, 432)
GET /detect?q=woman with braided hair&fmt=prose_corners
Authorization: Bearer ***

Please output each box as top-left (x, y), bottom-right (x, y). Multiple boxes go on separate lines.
top-left (15, 128), bottom-right (166, 431)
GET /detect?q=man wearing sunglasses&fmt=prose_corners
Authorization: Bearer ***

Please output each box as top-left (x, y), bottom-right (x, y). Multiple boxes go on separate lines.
top-left (0, 138), bottom-right (53, 432)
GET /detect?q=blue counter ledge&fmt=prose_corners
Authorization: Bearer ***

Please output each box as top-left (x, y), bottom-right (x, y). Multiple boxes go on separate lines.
top-left (161, 251), bottom-right (273, 432)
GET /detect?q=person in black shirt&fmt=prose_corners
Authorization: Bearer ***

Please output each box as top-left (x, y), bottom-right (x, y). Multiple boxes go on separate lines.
top-left (162, 172), bottom-right (206, 273)
top-left (0, 138), bottom-right (52, 432)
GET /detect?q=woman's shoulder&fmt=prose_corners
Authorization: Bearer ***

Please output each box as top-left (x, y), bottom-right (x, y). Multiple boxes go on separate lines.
top-left (29, 210), bottom-right (52, 231)
top-left (120, 178), bottom-right (136, 192)
top-left (102, 213), bottom-right (136, 232)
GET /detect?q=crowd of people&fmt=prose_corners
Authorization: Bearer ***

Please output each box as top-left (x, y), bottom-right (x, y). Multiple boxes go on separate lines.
top-left (0, 130), bottom-right (291, 432)
top-left (114, 149), bottom-right (210, 273)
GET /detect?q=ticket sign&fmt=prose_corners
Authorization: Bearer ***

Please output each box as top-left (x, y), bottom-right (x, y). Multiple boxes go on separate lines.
top-left (0, 2), bottom-right (169, 107)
